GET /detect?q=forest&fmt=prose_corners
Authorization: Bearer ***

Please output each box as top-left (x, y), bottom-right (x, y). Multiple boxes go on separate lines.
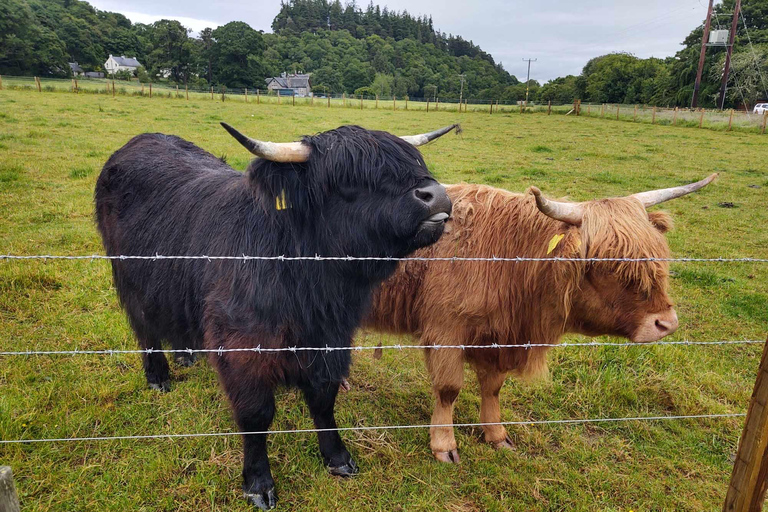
top-left (0, 0), bottom-right (766, 107)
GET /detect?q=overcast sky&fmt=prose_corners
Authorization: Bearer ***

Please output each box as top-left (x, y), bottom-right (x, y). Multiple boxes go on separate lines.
top-left (87, 0), bottom-right (713, 82)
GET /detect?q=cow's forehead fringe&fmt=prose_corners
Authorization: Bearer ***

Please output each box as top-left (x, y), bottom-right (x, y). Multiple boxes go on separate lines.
top-left (580, 198), bottom-right (671, 293)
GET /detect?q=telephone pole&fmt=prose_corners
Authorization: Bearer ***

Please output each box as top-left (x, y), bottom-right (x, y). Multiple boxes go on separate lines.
top-left (458, 74), bottom-right (466, 107)
top-left (691, 0), bottom-right (714, 108)
top-left (718, 0), bottom-right (742, 110)
top-left (523, 58), bottom-right (537, 106)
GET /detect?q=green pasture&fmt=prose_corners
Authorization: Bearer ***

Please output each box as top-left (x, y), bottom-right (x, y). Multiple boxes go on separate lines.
top-left (0, 89), bottom-right (766, 511)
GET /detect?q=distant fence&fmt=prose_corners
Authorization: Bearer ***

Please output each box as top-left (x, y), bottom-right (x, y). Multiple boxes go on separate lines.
top-left (1, 75), bottom-right (767, 134)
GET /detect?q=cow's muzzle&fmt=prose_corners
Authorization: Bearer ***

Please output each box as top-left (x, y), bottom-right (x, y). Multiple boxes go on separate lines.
top-left (631, 308), bottom-right (679, 343)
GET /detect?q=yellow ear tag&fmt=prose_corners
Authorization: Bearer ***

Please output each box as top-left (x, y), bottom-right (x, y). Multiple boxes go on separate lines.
top-left (275, 189), bottom-right (291, 210)
top-left (547, 233), bottom-right (565, 255)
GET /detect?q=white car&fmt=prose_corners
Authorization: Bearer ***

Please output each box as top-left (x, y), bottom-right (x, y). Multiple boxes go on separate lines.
top-left (753, 103), bottom-right (768, 114)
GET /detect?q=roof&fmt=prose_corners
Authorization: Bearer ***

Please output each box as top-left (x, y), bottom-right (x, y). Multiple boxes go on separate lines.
top-left (109, 55), bottom-right (141, 68)
top-left (265, 74), bottom-right (311, 89)
top-left (69, 62), bottom-right (83, 73)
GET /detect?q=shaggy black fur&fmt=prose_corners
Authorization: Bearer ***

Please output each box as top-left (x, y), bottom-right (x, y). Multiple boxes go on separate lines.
top-left (94, 125), bottom-right (450, 510)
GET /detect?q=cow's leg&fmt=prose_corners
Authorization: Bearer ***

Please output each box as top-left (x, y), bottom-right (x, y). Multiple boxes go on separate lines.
top-left (219, 365), bottom-right (277, 511)
top-left (300, 382), bottom-right (358, 477)
top-left (476, 367), bottom-right (513, 450)
top-left (425, 348), bottom-right (464, 463)
top-left (135, 330), bottom-right (170, 392)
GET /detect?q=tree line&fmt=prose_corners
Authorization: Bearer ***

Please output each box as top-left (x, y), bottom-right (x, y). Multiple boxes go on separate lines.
top-left (0, 0), bottom-right (766, 107)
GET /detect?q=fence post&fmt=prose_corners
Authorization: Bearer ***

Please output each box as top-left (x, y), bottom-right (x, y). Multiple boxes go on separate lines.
top-left (762, 111), bottom-right (767, 135)
top-left (405, 96), bottom-right (408, 110)
top-left (244, 88), bottom-right (248, 103)
top-left (519, 101), bottom-right (523, 114)
top-left (587, 104), bottom-right (591, 115)
top-left (310, 94), bottom-right (313, 106)
top-left (35, 76), bottom-right (42, 92)
top-left (186, 85), bottom-right (189, 101)
top-left (634, 104), bottom-right (638, 122)
top-left (393, 95), bottom-right (396, 111)
top-left (426, 98), bottom-right (430, 113)
top-left (673, 107), bottom-right (678, 126)
top-left (278, 93), bottom-right (281, 105)
top-left (149, 83), bottom-right (152, 98)
top-left (221, 86), bottom-right (226, 102)
top-left (728, 109), bottom-right (734, 131)
top-left (436, 97), bottom-right (439, 110)
top-left (575, 99), bottom-right (581, 116)
top-left (548, 100), bottom-right (551, 115)
top-left (257, 89), bottom-right (260, 104)
top-left (342, 92), bottom-right (345, 107)
top-left (724, 336), bottom-right (768, 512)
top-left (328, 94), bottom-right (330, 108)
top-left (0, 466), bottom-right (21, 512)
top-left (0, 75), bottom-right (3, 90)
top-left (292, 92), bottom-right (295, 106)
top-left (210, 86), bottom-right (213, 100)
top-left (359, 94), bottom-right (362, 109)
top-left (616, 104), bottom-right (620, 120)
top-left (652, 106), bottom-right (656, 124)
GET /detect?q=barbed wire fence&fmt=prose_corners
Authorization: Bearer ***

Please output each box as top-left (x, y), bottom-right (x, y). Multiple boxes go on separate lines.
top-left (1, 252), bottom-right (765, 447)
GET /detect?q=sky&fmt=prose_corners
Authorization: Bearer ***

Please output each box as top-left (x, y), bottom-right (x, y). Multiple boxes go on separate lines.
top-left (87, 0), bottom-right (714, 82)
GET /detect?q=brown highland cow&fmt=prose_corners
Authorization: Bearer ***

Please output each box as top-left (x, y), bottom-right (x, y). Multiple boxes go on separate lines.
top-left (364, 175), bottom-right (716, 463)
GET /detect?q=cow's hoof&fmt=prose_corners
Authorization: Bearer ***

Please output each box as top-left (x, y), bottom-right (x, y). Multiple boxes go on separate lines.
top-left (433, 449), bottom-right (460, 464)
top-left (339, 378), bottom-right (351, 392)
top-left (174, 354), bottom-right (196, 367)
top-left (328, 458), bottom-right (358, 477)
top-left (245, 488), bottom-right (277, 510)
top-left (148, 380), bottom-right (171, 393)
top-left (492, 435), bottom-right (515, 451)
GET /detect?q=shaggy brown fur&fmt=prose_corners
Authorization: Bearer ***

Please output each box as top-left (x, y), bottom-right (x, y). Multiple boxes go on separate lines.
top-left (365, 183), bottom-right (676, 457)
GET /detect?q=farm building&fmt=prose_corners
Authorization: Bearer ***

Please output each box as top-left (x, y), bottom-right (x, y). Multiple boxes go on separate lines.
top-left (265, 72), bottom-right (312, 96)
top-left (68, 62), bottom-right (84, 76)
top-left (104, 55), bottom-right (142, 75)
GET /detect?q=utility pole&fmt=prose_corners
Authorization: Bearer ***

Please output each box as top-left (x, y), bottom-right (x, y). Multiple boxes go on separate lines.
top-left (458, 74), bottom-right (466, 109)
top-left (691, 0), bottom-right (714, 108)
top-left (718, 0), bottom-right (742, 110)
top-left (523, 58), bottom-right (537, 106)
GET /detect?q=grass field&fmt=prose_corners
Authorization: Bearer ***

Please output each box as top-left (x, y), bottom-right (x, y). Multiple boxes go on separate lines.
top-left (1, 89), bottom-right (767, 511)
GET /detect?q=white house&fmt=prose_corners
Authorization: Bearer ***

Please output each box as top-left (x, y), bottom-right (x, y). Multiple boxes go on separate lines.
top-left (104, 55), bottom-right (142, 75)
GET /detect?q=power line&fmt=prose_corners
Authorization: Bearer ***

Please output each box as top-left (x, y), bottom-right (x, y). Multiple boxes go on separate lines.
top-left (739, 8), bottom-right (768, 101)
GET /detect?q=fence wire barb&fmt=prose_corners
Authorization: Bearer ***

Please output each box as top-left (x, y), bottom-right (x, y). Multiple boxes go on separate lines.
top-left (0, 254), bottom-right (767, 263)
top-left (0, 340), bottom-right (763, 357)
top-left (0, 412), bottom-right (745, 444)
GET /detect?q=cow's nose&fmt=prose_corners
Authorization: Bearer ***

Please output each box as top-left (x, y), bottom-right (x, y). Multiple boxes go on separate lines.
top-left (654, 309), bottom-right (679, 335)
top-left (413, 182), bottom-right (452, 214)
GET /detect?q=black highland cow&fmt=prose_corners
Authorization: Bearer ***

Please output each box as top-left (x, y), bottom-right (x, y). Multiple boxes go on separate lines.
top-left (95, 123), bottom-right (456, 510)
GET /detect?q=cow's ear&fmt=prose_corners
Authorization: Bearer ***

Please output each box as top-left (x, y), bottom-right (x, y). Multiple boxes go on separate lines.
top-left (648, 211), bottom-right (673, 233)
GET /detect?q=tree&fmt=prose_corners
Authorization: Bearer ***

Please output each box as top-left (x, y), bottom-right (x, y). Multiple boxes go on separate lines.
top-left (0, 0), bottom-right (68, 77)
top-left (210, 22), bottom-right (266, 88)
top-left (144, 19), bottom-right (196, 83)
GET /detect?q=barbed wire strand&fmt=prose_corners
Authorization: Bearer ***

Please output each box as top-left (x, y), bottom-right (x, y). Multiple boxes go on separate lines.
top-left (0, 413), bottom-right (745, 445)
top-left (0, 340), bottom-right (763, 357)
top-left (0, 254), bottom-right (766, 263)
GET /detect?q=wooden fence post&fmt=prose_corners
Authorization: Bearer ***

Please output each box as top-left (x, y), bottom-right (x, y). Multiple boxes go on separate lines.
top-left (426, 98), bottom-right (430, 113)
top-left (724, 336), bottom-right (768, 512)
top-left (762, 111), bottom-right (767, 135)
top-left (0, 75), bottom-right (3, 90)
top-left (634, 104), bottom-right (638, 122)
top-left (257, 89), bottom-right (261, 104)
top-left (436, 97), bottom-right (439, 110)
top-left (489, 100), bottom-right (493, 115)
top-left (342, 92), bottom-right (345, 107)
top-left (210, 86), bottom-right (213, 100)
top-left (278, 93), bottom-right (281, 105)
top-left (548, 100), bottom-right (552, 115)
top-left (728, 109), bottom-right (734, 131)
top-left (186, 85), bottom-right (189, 100)
top-left (587, 104), bottom-right (591, 115)
top-left (292, 92), bottom-right (295, 106)
top-left (673, 107), bottom-right (678, 126)
top-left (520, 101), bottom-right (523, 114)
top-left (149, 83), bottom-right (152, 98)
top-left (0, 466), bottom-right (21, 512)
top-left (652, 106), bottom-right (656, 124)
top-left (616, 104), bottom-right (620, 120)
top-left (327, 94), bottom-right (330, 108)
top-left (112, 79), bottom-right (116, 97)
top-left (360, 95), bottom-right (363, 109)
top-left (600, 103), bottom-right (605, 117)
top-left (221, 86), bottom-right (226, 102)
top-left (405, 96), bottom-right (408, 110)
top-left (375, 94), bottom-right (378, 109)
top-left (35, 76), bottom-right (42, 92)
top-left (393, 95), bottom-right (396, 111)
top-left (244, 88), bottom-right (248, 102)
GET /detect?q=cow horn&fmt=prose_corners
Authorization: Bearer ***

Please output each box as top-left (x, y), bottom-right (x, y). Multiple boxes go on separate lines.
top-left (630, 173), bottom-right (718, 208)
top-left (400, 124), bottom-right (460, 146)
top-left (220, 122), bottom-right (311, 163)
top-left (530, 186), bottom-right (584, 226)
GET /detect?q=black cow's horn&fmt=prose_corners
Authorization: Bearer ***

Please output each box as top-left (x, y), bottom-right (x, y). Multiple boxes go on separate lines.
top-left (530, 186), bottom-right (584, 226)
top-left (630, 173), bottom-right (718, 208)
top-left (400, 124), bottom-right (461, 146)
top-left (221, 122), bottom-right (311, 163)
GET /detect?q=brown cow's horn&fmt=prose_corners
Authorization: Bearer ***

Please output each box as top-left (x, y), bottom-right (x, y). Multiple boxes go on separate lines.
top-left (220, 122), bottom-right (311, 163)
top-left (400, 124), bottom-right (460, 146)
top-left (630, 173), bottom-right (718, 208)
top-left (530, 186), bottom-right (584, 226)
